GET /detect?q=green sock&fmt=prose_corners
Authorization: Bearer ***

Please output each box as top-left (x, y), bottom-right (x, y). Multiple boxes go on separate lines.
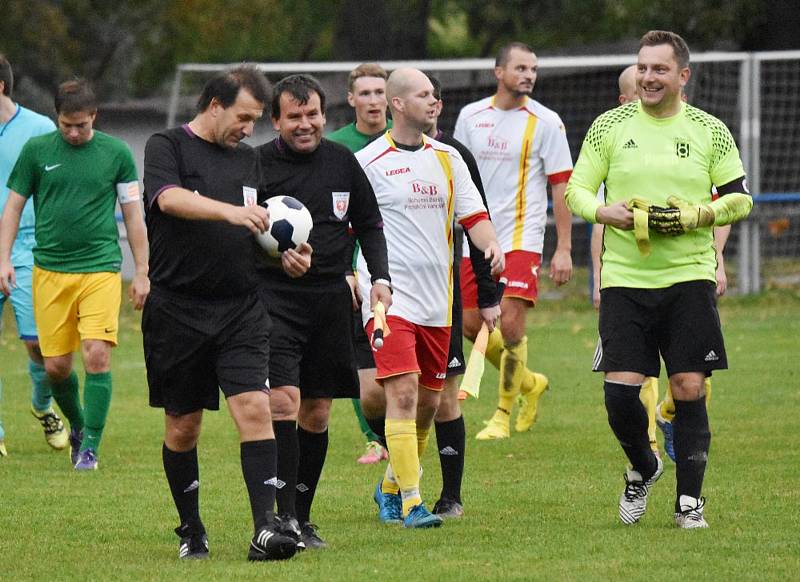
top-left (81, 371), bottom-right (112, 452)
top-left (29, 360), bottom-right (53, 412)
top-left (352, 398), bottom-right (380, 442)
top-left (50, 371), bottom-right (84, 432)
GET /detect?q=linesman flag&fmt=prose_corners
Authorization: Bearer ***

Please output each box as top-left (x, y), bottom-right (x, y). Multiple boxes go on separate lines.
top-left (459, 322), bottom-right (489, 400)
top-left (372, 301), bottom-right (390, 349)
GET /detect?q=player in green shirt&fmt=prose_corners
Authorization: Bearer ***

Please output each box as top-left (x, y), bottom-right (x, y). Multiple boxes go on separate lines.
top-left (566, 30), bottom-right (752, 529)
top-left (0, 79), bottom-right (149, 471)
top-left (328, 63), bottom-right (393, 466)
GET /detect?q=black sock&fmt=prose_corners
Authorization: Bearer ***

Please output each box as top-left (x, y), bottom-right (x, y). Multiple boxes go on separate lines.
top-left (295, 426), bottom-right (329, 524)
top-left (365, 415), bottom-right (386, 448)
top-left (162, 443), bottom-right (202, 530)
top-left (604, 380), bottom-right (657, 479)
top-left (273, 420), bottom-right (298, 517)
top-left (240, 439), bottom-right (278, 532)
top-left (673, 398), bottom-right (711, 511)
top-left (435, 416), bottom-right (465, 503)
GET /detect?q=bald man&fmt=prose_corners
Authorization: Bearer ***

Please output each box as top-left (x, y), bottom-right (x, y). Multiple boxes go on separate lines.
top-left (590, 65), bottom-right (729, 461)
top-left (355, 68), bottom-right (503, 529)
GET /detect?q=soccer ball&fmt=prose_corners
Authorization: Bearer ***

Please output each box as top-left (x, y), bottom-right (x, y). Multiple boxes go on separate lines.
top-left (255, 195), bottom-right (313, 258)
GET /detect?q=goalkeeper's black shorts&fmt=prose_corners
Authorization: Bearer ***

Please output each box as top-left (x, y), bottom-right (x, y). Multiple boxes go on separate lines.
top-left (595, 280), bottom-right (727, 378)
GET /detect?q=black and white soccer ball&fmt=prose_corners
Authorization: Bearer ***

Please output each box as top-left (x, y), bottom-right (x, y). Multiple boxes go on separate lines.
top-left (256, 195), bottom-right (313, 258)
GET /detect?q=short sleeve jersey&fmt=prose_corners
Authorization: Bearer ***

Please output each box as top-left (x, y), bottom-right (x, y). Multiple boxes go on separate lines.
top-left (567, 101), bottom-right (745, 288)
top-left (454, 96), bottom-right (573, 254)
top-left (355, 133), bottom-right (488, 327)
top-left (327, 120), bottom-right (393, 153)
top-left (1, 105), bottom-right (55, 266)
top-left (143, 125), bottom-right (262, 299)
top-left (8, 130), bottom-right (137, 273)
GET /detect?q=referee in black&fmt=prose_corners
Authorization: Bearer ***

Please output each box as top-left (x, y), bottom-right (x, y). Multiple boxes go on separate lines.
top-left (142, 66), bottom-right (309, 562)
top-left (256, 74), bottom-right (391, 549)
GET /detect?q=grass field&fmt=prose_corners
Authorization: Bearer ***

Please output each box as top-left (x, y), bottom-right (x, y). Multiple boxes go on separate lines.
top-left (1, 278), bottom-right (798, 581)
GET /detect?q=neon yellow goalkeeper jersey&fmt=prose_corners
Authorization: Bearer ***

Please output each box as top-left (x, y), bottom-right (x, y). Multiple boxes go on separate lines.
top-left (567, 100), bottom-right (745, 289)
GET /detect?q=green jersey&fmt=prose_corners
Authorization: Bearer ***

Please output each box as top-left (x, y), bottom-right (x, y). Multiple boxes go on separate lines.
top-left (8, 130), bottom-right (138, 273)
top-left (567, 101), bottom-right (745, 289)
top-left (327, 120), bottom-right (392, 153)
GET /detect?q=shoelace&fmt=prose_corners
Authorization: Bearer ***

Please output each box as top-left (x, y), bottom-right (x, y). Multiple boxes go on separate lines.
top-left (37, 412), bottom-right (63, 434)
top-left (623, 478), bottom-right (648, 501)
top-left (680, 497), bottom-right (706, 521)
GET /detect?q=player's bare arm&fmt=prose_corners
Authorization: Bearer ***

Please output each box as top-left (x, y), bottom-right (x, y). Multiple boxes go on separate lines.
top-left (0, 190), bottom-right (26, 296)
top-left (596, 200), bottom-right (634, 230)
top-left (157, 186), bottom-right (269, 235)
top-left (120, 200), bottom-right (150, 310)
top-left (280, 241), bottom-right (312, 278)
top-left (714, 224), bottom-right (732, 296)
top-left (464, 219), bottom-right (505, 276)
top-left (550, 181), bottom-right (573, 286)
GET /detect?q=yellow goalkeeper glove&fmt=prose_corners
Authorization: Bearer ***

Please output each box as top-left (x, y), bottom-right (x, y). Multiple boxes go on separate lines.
top-left (648, 195), bottom-right (715, 235)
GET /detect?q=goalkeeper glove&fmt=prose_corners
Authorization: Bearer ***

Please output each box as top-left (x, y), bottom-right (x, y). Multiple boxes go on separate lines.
top-left (648, 195), bottom-right (715, 236)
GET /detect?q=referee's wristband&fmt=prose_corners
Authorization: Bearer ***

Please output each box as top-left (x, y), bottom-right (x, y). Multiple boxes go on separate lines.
top-left (372, 278), bottom-right (393, 293)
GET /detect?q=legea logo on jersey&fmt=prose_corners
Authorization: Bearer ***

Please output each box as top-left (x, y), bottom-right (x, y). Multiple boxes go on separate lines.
top-left (475, 122), bottom-right (494, 129)
top-left (487, 135), bottom-right (508, 151)
top-left (385, 167), bottom-right (411, 176)
top-left (410, 179), bottom-right (439, 196)
top-left (675, 139), bottom-right (690, 158)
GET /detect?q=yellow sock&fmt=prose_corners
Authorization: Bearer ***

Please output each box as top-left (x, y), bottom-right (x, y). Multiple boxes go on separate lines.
top-left (640, 377), bottom-right (659, 452)
top-left (485, 327), bottom-right (503, 369)
top-left (385, 418), bottom-right (421, 516)
top-left (704, 377), bottom-right (712, 408)
top-left (381, 463), bottom-right (400, 495)
top-left (417, 426), bottom-right (430, 458)
top-left (498, 337), bottom-right (528, 414)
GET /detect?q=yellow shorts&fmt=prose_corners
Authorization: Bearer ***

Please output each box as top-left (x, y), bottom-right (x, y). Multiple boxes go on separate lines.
top-left (33, 267), bottom-right (121, 357)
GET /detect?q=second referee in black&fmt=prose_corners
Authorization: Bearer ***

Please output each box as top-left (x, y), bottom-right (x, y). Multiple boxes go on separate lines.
top-left (256, 74), bottom-right (391, 549)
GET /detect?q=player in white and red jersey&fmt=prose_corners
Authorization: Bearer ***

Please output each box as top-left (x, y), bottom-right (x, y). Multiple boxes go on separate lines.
top-left (356, 68), bottom-right (503, 529)
top-left (453, 42), bottom-right (574, 440)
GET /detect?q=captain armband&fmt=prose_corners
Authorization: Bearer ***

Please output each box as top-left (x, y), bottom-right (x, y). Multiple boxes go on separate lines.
top-left (116, 181), bottom-right (141, 204)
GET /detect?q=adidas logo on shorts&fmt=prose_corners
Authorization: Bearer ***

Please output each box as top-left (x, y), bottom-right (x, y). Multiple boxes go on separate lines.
top-left (704, 350), bottom-right (719, 362)
top-left (439, 446), bottom-right (459, 456)
top-left (448, 357), bottom-right (463, 368)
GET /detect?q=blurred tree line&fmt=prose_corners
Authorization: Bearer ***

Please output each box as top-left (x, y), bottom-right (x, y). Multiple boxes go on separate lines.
top-left (1, 0), bottom-right (796, 105)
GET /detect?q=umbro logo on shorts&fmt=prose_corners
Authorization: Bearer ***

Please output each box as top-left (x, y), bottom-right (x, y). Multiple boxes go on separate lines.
top-left (264, 477), bottom-right (279, 487)
top-left (704, 350), bottom-right (719, 362)
top-left (296, 483), bottom-right (309, 493)
top-left (448, 357), bottom-right (463, 368)
top-left (622, 139), bottom-right (638, 149)
top-left (439, 446), bottom-right (459, 456)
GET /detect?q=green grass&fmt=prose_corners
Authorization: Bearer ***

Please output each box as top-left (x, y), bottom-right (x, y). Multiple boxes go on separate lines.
top-left (1, 278), bottom-right (799, 580)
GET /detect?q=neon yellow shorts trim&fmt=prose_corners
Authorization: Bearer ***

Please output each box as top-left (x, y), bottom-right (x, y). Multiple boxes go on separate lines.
top-left (32, 267), bottom-right (121, 357)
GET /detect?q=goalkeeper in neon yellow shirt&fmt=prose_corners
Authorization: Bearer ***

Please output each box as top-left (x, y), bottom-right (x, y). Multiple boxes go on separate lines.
top-left (567, 30), bottom-right (752, 529)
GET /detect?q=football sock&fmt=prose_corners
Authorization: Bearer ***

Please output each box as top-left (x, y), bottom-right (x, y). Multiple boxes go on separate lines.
top-left (497, 337), bottom-right (528, 414)
top-left (639, 377), bottom-right (659, 453)
top-left (385, 418), bottom-right (421, 515)
top-left (273, 420), bottom-right (298, 517)
top-left (365, 415), bottom-right (387, 448)
top-left (49, 371), bottom-right (83, 432)
top-left (673, 398), bottom-right (711, 512)
top-left (295, 426), bottom-right (328, 524)
top-left (240, 439), bottom-right (278, 531)
top-left (604, 380), bottom-right (658, 479)
top-left (417, 426), bottom-right (430, 457)
top-left (162, 443), bottom-right (202, 528)
top-left (435, 416), bottom-right (465, 503)
top-left (704, 377), bottom-right (713, 408)
top-left (352, 399), bottom-right (381, 443)
top-left (28, 360), bottom-right (53, 412)
top-left (486, 328), bottom-right (538, 394)
top-left (381, 462), bottom-right (400, 495)
top-left (81, 371), bottom-right (112, 452)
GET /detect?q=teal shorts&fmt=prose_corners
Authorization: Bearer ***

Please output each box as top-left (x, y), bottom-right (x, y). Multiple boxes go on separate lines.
top-left (0, 264), bottom-right (38, 340)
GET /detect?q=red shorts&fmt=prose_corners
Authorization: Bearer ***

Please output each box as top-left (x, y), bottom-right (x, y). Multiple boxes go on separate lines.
top-left (460, 250), bottom-right (542, 309)
top-left (365, 315), bottom-right (450, 390)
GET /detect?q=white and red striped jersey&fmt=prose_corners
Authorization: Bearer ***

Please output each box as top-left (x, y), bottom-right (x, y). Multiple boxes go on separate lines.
top-left (454, 95), bottom-right (573, 254)
top-left (355, 132), bottom-right (489, 327)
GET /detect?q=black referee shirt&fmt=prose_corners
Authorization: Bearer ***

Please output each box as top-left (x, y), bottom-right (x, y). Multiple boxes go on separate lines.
top-left (255, 137), bottom-right (389, 285)
top-left (143, 125), bottom-right (262, 299)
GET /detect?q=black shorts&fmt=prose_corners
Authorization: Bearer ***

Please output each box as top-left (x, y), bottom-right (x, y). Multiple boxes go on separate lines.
top-left (596, 280), bottom-right (727, 378)
top-left (353, 306), bottom-right (375, 370)
top-left (260, 277), bottom-right (359, 399)
top-left (143, 287), bottom-right (271, 415)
